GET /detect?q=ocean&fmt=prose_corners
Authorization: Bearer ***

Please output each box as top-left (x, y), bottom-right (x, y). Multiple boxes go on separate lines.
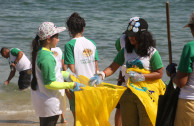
top-left (0, 0), bottom-right (193, 125)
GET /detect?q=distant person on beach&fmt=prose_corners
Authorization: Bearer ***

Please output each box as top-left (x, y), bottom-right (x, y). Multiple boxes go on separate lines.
top-left (64, 12), bottom-right (99, 126)
top-left (0, 47), bottom-right (31, 90)
top-left (89, 17), bottom-right (163, 126)
top-left (166, 12), bottom-right (194, 126)
top-left (31, 22), bottom-right (84, 126)
top-left (51, 47), bottom-right (67, 124)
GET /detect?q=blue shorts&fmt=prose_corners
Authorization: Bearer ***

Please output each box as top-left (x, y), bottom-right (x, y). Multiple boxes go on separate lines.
top-left (18, 69), bottom-right (31, 90)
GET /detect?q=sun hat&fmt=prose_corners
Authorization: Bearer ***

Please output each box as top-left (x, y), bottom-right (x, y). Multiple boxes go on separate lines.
top-left (125, 17), bottom-right (148, 37)
top-left (37, 22), bottom-right (66, 40)
top-left (183, 12), bottom-right (194, 28)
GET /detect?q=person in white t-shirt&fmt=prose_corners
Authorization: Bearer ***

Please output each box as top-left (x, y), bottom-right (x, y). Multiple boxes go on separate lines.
top-left (1, 47), bottom-right (31, 90)
top-left (31, 22), bottom-right (84, 126)
top-left (89, 17), bottom-right (164, 126)
top-left (166, 12), bottom-right (194, 126)
top-left (64, 12), bottom-right (99, 126)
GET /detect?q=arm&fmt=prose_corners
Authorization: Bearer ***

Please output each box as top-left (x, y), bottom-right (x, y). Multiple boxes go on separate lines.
top-left (103, 62), bottom-right (120, 77)
top-left (172, 43), bottom-right (192, 88)
top-left (173, 71), bottom-right (189, 88)
top-left (89, 62), bottom-right (120, 86)
top-left (10, 50), bottom-right (23, 67)
top-left (143, 67), bottom-right (163, 80)
top-left (95, 60), bottom-right (99, 73)
top-left (14, 51), bottom-right (23, 64)
top-left (68, 64), bottom-right (75, 73)
top-left (45, 81), bottom-right (76, 90)
top-left (62, 59), bottom-right (67, 71)
top-left (5, 68), bottom-right (16, 85)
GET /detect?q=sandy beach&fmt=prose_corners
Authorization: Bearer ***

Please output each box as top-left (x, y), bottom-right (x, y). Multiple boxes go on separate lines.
top-left (0, 100), bottom-right (116, 126)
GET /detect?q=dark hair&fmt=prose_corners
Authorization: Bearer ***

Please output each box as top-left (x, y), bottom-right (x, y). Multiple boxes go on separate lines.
top-left (31, 34), bottom-right (58, 90)
top-left (66, 12), bottom-right (86, 37)
top-left (31, 35), bottom-right (41, 90)
top-left (0, 47), bottom-right (9, 56)
top-left (125, 31), bottom-right (156, 57)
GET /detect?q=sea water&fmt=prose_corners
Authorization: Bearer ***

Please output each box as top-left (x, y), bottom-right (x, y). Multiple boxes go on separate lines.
top-left (0, 0), bottom-right (193, 122)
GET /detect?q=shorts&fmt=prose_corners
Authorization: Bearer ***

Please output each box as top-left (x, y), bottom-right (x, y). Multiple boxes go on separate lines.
top-left (174, 98), bottom-right (194, 126)
top-left (120, 88), bottom-right (152, 126)
top-left (39, 115), bottom-right (59, 126)
top-left (69, 91), bottom-right (75, 112)
top-left (18, 69), bottom-right (31, 90)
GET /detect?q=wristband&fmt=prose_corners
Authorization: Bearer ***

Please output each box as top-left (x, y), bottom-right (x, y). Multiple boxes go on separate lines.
top-left (97, 71), bottom-right (106, 80)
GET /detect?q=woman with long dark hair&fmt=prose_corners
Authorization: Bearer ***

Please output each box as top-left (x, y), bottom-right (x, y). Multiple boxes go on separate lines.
top-left (31, 22), bottom-right (83, 126)
top-left (89, 17), bottom-right (164, 126)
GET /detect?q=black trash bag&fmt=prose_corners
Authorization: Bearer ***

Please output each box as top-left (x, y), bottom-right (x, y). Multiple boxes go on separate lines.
top-left (156, 79), bottom-right (180, 126)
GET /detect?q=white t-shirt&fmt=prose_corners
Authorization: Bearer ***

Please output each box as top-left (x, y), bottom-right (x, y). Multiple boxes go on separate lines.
top-left (31, 48), bottom-right (64, 117)
top-left (9, 48), bottom-right (31, 72)
top-left (64, 36), bottom-right (99, 78)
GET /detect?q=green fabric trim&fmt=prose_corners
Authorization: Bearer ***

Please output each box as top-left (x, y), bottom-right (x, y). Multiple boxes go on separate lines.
top-left (150, 50), bottom-right (163, 70)
top-left (115, 37), bottom-right (121, 52)
top-left (87, 38), bottom-right (99, 61)
top-left (45, 81), bottom-right (75, 90)
top-left (178, 41), bottom-right (194, 73)
top-left (10, 48), bottom-right (20, 56)
top-left (113, 48), bottom-right (124, 66)
top-left (64, 39), bottom-right (76, 64)
top-left (37, 48), bottom-right (56, 85)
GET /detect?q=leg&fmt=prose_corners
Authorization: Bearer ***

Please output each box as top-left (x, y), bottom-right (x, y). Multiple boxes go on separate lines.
top-left (68, 91), bottom-right (75, 126)
top-left (60, 114), bottom-right (67, 123)
top-left (135, 94), bottom-right (152, 126)
top-left (39, 115), bottom-right (59, 126)
top-left (120, 89), bottom-right (139, 126)
top-left (72, 111), bottom-right (75, 126)
top-left (115, 108), bottom-right (122, 126)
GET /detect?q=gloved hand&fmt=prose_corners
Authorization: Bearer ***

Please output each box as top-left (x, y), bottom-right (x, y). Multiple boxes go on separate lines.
top-left (166, 63), bottom-right (177, 77)
top-left (71, 82), bottom-right (86, 92)
top-left (61, 68), bottom-right (77, 82)
top-left (128, 70), bottom-right (145, 83)
top-left (89, 75), bottom-right (103, 86)
top-left (89, 71), bottom-right (106, 86)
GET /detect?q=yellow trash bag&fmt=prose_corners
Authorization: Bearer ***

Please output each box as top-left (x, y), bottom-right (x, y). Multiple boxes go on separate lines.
top-left (126, 68), bottom-right (166, 126)
top-left (72, 76), bottom-right (127, 126)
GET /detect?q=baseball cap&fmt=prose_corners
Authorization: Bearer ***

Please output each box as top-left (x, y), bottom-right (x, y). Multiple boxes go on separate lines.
top-left (37, 22), bottom-right (66, 40)
top-left (125, 17), bottom-right (148, 37)
top-left (183, 12), bottom-right (194, 28)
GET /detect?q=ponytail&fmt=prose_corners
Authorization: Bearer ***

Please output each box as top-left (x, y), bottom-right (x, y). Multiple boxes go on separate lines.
top-left (66, 12), bottom-right (86, 37)
top-left (31, 35), bottom-right (40, 90)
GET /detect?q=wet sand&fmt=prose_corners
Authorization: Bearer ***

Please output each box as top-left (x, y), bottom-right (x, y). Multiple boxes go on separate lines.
top-left (0, 104), bottom-right (116, 126)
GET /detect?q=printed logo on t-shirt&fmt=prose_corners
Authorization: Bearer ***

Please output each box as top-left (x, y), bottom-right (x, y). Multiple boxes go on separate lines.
top-left (82, 48), bottom-right (93, 57)
top-left (126, 59), bottom-right (143, 69)
top-left (52, 51), bottom-right (58, 56)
